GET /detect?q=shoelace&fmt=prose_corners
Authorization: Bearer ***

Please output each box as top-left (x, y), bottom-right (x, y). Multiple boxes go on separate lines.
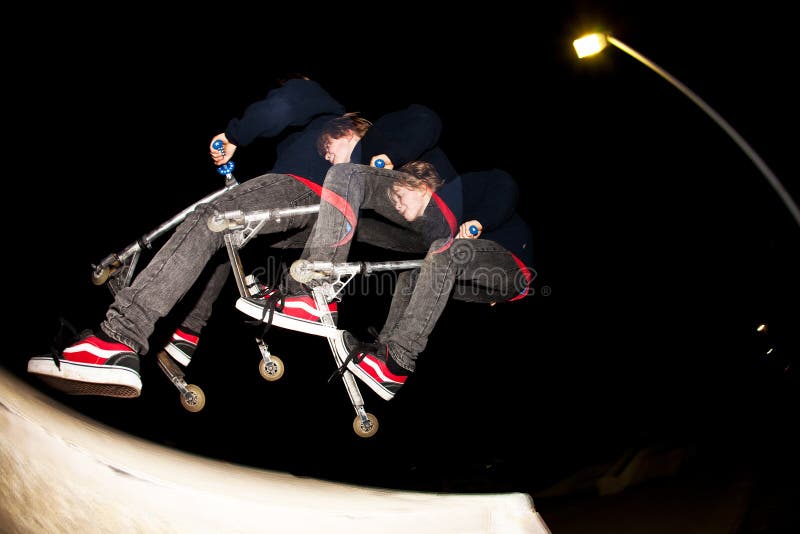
top-left (49, 317), bottom-right (79, 369)
top-left (245, 272), bottom-right (291, 338)
top-left (328, 335), bottom-right (386, 384)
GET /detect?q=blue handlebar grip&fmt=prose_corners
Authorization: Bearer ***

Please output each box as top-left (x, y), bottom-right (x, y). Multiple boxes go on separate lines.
top-left (217, 161), bottom-right (235, 175)
top-left (469, 225), bottom-right (479, 236)
top-left (212, 139), bottom-right (227, 159)
top-left (374, 159), bottom-right (385, 168)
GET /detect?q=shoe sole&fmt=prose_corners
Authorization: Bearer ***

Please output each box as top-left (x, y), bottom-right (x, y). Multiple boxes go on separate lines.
top-left (27, 357), bottom-right (142, 398)
top-left (331, 332), bottom-right (395, 401)
top-left (236, 298), bottom-right (338, 337)
top-left (164, 343), bottom-right (191, 366)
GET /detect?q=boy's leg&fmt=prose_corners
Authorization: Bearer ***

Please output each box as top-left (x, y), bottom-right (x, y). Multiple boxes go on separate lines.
top-left (332, 238), bottom-right (457, 401)
top-left (165, 177), bottom-right (320, 363)
top-left (28, 174), bottom-right (316, 397)
top-left (379, 268), bottom-right (419, 341)
top-left (103, 174), bottom-right (316, 354)
top-left (162, 260), bottom-right (230, 365)
top-left (386, 239), bottom-right (526, 372)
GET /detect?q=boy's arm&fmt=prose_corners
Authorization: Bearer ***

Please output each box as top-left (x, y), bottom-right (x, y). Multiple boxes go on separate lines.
top-left (225, 79), bottom-right (345, 147)
top-left (364, 104), bottom-right (443, 165)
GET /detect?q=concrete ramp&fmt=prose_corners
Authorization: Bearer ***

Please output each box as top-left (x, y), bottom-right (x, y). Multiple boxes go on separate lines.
top-left (0, 368), bottom-right (549, 533)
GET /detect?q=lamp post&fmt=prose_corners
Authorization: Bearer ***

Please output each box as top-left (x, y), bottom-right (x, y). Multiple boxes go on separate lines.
top-left (573, 33), bottom-right (800, 230)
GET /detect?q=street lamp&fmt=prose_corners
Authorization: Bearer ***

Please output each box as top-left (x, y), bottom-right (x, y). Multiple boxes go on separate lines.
top-left (573, 32), bottom-right (800, 230)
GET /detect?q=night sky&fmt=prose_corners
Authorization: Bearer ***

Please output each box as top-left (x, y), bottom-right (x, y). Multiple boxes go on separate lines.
top-left (7, 3), bottom-right (799, 530)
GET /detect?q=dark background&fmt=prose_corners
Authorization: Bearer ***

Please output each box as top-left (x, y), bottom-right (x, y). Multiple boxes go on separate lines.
top-left (6, 2), bottom-right (799, 531)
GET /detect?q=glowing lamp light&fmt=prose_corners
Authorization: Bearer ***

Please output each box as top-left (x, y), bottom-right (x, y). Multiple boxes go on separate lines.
top-left (573, 33), bottom-right (608, 58)
top-left (571, 32), bottom-right (800, 230)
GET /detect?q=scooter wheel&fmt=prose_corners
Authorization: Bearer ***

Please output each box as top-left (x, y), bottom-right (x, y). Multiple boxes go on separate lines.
top-left (353, 413), bottom-right (379, 438)
top-left (91, 267), bottom-right (111, 286)
top-left (259, 356), bottom-right (284, 381)
top-left (181, 384), bottom-right (206, 413)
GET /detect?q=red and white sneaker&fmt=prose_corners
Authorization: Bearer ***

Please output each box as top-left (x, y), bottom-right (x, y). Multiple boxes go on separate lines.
top-left (236, 290), bottom-right (338, 337)
top-left (333, 331), bottom-right (408, 401)
top-left (164, 327), bottom-right (199, 366)
top-left (27, 330), bottom-right (141, 398)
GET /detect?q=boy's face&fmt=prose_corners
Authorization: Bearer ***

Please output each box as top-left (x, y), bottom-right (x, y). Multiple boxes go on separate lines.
top-left (390, 185), bottom-right (430, 221)
top-left (323, 134), bottom-right (357, 164)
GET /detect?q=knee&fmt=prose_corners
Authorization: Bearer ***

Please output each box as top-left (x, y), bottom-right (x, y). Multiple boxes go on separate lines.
top-left (190, 203), bottom-right (218, 227)
top-left (178, 207), bottom-right (203, 230)
top-left (427, 238), bottom-right (450, 254)
top-left (325, 162), bottom-right (359, 183)
top-left (176, 203), bottom-right (218, 237)
top-left (426, 238), bottom-right (456, 265)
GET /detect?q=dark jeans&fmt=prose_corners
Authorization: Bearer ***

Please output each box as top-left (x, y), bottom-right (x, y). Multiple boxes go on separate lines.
top-left (300, 163), bottom-right (529, 372)
top-left (380, 238), bottom-right (530, 372)
top-left (102, 171), bottom-right (431, 354)
top-left (177, 216), bottom-right (430, 334)
top-left (102, 173), bottom-right (317, 354)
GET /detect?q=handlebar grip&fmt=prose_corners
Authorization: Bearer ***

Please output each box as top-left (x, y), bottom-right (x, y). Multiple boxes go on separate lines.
top-left (217, 161), bottom-right (235, 176)
top-left (212, 139), bottom-right (227, 158)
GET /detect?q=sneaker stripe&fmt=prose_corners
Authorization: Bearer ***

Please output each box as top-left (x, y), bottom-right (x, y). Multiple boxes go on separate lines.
top-left (281, 298), bottom-right (338, 321)
top-left (361, 355), bottom-right (407, 385)
top-left (283, 298), bottom-right (324, 318)
top-left (332, 332), bottom-right (400, 401)
top-left (66, 336), bottom-right (132, 352)
top-left (172, 329), bottom-right (199, 344)
top-left (62, 341), bottom-right (133, 363)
